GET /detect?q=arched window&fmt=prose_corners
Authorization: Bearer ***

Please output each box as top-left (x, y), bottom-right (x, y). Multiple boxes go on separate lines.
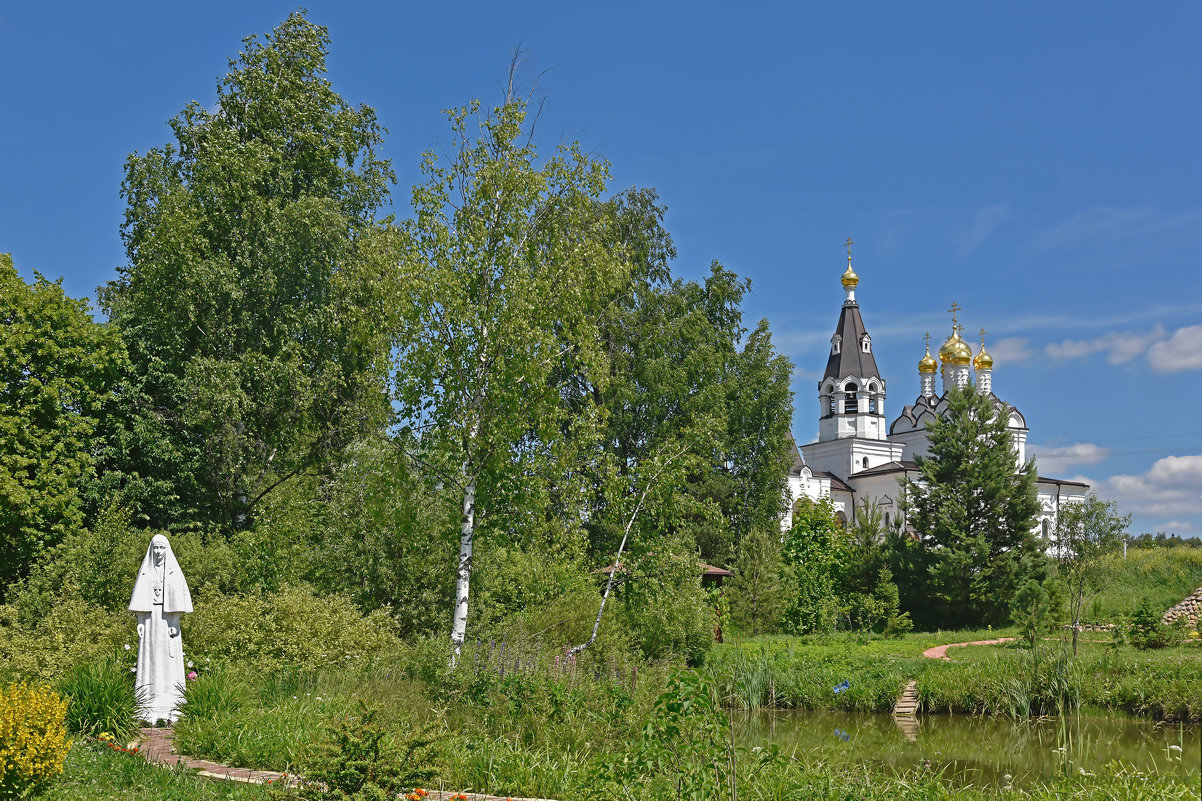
top-left (835, 511), bottom-right (847, 529)
top-left (885, 512), bottom-right (891, 528)
top-left (831, 335), bottom-right (842, 354)
top-left (827, 394), bottom-right (836, 416)
top-left (868, 394), bottom-right (878, 414)
top-left (861, 335), bottom-right (871, 352)
top-left (844, 383), bottom-right (858, 414)
top-left (862, 457), bottom-right (869, 469)
top-left (1041, 519), bottom-right (1050, 538)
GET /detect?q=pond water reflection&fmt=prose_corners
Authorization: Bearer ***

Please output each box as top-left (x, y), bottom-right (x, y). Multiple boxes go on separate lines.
top-left (738, 710), bottom-right (1200, 788)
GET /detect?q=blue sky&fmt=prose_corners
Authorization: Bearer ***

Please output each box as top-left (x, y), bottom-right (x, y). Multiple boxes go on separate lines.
top-left (2, 2), bottom-right (1200, 536)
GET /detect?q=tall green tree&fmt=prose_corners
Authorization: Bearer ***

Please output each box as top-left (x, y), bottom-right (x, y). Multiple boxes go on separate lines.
top-left (582, 192), bottom-right (793, 566)
top-left (102, 12), bottom-right (399, 528)
top-left (781, 497), bottom-right (847, 634)
top-left (393, 92), bottom-right (630, 659)
top-left (727, 525), bottom-right (789, 635)
top-left (1055, 493), bottom-right (1130, 654)
top-left (903, 383), bottom-right (1043, 628)
top-left (0, 255), bottom-right (125, 598)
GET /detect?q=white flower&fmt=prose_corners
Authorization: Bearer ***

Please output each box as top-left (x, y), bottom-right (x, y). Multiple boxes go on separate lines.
top-left (124, 644), bottom-right (131, 651)
top-left (187, 660), bottom-right (194, 667)
top-left (1168, 745), bottom-right (1182, 752)
top-left (129, 667), bottom-right (136, 673)
top-left (315, 696), bottom-right (322, 701)
top-left (292, 696), bottom-right (297, 700)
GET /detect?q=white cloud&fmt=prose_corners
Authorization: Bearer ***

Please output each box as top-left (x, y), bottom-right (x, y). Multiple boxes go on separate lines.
top-left (957, 204), bottom-right (1010, 256)
top-left (1031, 206), bottom-right (1202, 252)
top-left (792, 366), bottom-right (822, 381)
top-left (1160, 521), bottom-right (1196, 533)
top-left (1147, 325), bottom-right (1202, 373)
top-left (1029, 442), bottom-right (1110, 474)
top-left (1089, 454), bottom-right (1202, 520)
top-left (989, 337), bottom-right (1034, 366)
top-left (1032, 206), bottom-right (1152, 251)
top-left (1045, 325), bottom-right (1165, 365)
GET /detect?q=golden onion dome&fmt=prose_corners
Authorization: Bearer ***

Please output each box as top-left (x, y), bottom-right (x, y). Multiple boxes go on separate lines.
top-left (938, 331), bottom-right (973, 366)
top-left (918, 344), bottom-right (938, 374)
top-left (974, 343), bottom-right (994, 370)
top-left (841, 261), bottom-right (859, 290)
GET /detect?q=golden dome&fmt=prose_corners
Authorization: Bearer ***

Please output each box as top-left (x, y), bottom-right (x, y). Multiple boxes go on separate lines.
top-left (841, 261), bottom-right (859, 290)
top-left (973, 344), bottom-right (994, 370)
top-left (918, 343), bottom-right (938, 374)
top-left (938, 330), bottom-right (973, 366)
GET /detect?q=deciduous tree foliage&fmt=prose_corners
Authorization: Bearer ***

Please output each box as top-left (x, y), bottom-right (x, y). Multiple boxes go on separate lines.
top-left (102, 12), bottom-right (400, 528)
top-left (393, 93), bottom-right (630, 658)
top-left (0, 255), bottom-right (124, 598)
top-left (1055, 492), bottom-right (1129, 654)
top-left (583, 191), bottom-right (794, 567)
top-left (903, 383), bottom-right (1043, 628)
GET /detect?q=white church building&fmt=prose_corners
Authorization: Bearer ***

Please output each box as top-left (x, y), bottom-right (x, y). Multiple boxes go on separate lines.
top-left (784, 250), bottom-right (1088, 539)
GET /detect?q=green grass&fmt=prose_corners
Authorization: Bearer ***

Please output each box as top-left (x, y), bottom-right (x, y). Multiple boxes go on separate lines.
top-left (42, 740), bottom-right (272, 801)
top-left (708, 633), bottom-right (1202, 722)
top-left (1084, 546), bottom-right (1202, 623)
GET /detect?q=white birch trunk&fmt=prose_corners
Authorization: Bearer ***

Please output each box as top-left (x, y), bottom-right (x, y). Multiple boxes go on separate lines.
top-left (450, 474), bottom-right (475, 664)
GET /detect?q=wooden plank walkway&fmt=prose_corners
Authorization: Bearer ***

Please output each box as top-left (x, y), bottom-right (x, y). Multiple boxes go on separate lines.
top-left (892, 679), bottom-right (919, 717)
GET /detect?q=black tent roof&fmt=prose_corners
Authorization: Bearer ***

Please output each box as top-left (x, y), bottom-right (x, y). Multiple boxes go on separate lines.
top-left (823, 300), bottom-right (881, 382)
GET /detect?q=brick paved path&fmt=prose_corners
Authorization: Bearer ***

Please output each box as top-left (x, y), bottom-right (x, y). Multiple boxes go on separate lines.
top-left (137, 727), bottom-right (293, 786)
top-left (135, 726), bottom-right (556, 799)
top-left (922, 637), bottom-right (1015, 660)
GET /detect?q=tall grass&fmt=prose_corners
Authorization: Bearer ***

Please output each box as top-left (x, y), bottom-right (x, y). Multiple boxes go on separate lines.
top-left (58, 660), bottom-right (144, 740)
top-left (1085, 546), bottom-right (1202, 623)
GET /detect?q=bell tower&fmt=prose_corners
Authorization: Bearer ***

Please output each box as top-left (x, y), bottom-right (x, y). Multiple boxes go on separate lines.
top-left (817, 239), bottom-right (887, 443)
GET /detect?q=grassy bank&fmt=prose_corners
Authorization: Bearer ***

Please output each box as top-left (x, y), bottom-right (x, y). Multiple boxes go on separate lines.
top-left (709, 632), bottom-right (1202, 721)
top-left (1085, 546), bottom-right (1202, 623)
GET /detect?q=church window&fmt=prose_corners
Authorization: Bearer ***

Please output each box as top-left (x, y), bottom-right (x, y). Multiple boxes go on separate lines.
top-left (868, 395), bottom-right (878, 413)
top-left (861, 457), bottom-right (869, 469)
top-left (827, 395), bottom-right (836, 416)
top-left (831, 335), bottom-right (842, 354)
top-left (835, 511), bottom-right (847, 529)
top-left (885, 512), bottom-right (891, 528)
top-left (1041, 519), bottom-right (1050, 538)
top-left (844, 383), bottom-right (858, 414)
top-left (861, 336), bottom-right (871, 352)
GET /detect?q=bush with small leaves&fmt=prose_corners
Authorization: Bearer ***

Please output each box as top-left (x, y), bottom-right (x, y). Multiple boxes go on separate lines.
top-left (0, 682), bottom-right (72, 799)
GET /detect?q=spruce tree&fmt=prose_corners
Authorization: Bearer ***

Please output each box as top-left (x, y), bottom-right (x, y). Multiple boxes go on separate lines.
top-left (903, 383), bottom-right (1043, 628)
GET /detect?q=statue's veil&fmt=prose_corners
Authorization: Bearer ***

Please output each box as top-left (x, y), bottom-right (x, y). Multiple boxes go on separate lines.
top-left (129, 534), bottom-right (193, 613)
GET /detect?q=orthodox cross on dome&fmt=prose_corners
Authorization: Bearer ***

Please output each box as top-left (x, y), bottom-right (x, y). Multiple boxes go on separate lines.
top-left (923, 331), bottom-right (931, 349)
top-left (947, 301), bottom-right (961, 331)
top-left (978, 327), bottom-right (988, 346)
top-left (845, 236), bottom-right (854, 264)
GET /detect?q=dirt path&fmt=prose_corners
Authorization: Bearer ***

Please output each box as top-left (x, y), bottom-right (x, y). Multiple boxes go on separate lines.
top-left (922, 637), bottom-right (1015, 660)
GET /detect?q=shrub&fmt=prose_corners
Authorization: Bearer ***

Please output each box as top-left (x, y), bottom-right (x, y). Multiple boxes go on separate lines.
top-left (1012, 580), bottom-right (1052, 648)
top-left (0, 682), bottom-right (72, 799)
top-left (185, 585), bottom-right (402, 674)
top-left (1130, 600), bottom-right (1176, 650)
top-left (58, 659), bottom-right (143, 740)
top-left (294, 703), bottom-right (440, 801)
top-left (0, 599), bottom-right (131, 685)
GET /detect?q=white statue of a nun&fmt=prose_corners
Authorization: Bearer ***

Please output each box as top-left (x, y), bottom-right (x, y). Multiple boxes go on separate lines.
top-left (129, 534), bottom-right (193, 723)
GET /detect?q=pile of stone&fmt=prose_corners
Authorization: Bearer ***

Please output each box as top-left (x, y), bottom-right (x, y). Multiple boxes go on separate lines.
top-left (1162, 586), bottom-right (1202, 629)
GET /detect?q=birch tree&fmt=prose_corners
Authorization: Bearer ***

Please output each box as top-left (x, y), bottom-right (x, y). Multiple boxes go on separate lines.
top-left (394, 93), bottom-right (628, 660)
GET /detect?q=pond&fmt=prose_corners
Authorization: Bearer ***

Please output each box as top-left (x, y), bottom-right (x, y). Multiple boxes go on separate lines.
top-left (738, 710), bottom-right (1200, 788)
